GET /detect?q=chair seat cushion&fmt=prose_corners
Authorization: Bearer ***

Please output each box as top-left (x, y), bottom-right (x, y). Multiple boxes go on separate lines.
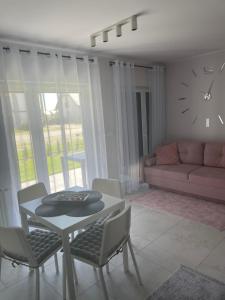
top-left (70, 225), bottom-right (104, 265)
top-left (145, 164), bottom-right (200, 181)
top-left (4, 230), bottom-right (61, 266)
top-left (189, 167), bottom-right (225, 189)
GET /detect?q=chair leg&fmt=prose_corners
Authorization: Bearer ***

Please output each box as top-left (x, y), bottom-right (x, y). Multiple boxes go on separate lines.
top-left (99, 267), bottom-right (109, 300)
top-left (72, 260), bottom-right (78, 285)
top-left (127, 239), bottom-right (143, 286)
top-left (106, 263), bottom-right (110, 274)
top-left (54, 254), bottom-right (59, 273)
top-left (123, 243), bottom-right (129, 273)
top-left (35, 268), bottom-right (40, 300)
top-left (62, 255), bottom-right (67, 300)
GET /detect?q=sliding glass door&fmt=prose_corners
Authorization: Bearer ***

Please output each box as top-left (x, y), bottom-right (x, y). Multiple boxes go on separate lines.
top-left (9, 91), bottom-right (86, 192)
top-left (1, 46), bottom-right (108, 198)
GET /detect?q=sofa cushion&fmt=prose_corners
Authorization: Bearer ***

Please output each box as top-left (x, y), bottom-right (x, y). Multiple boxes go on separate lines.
top-left (204, 143), bottom-right (225, 168)
top-left (177, 141), bottom-right (204, 165)
top-left (145, 164), bottom-right (200, 182)
top-left (189, 167), bottom-right (225, 189)
top-left (156, 143), bottom-right (180, 165)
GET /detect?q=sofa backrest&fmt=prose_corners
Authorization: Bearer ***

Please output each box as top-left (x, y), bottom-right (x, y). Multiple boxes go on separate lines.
top-left (177, 141), bottom-right (204, 165)
top-left (204, 143), bottom-right (225, 168)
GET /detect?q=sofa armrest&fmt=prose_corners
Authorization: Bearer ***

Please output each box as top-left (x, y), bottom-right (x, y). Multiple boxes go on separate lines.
top-left (139, 155), bottom-right (156, 183)
top-left (144, 155), bottom-right (156, 167)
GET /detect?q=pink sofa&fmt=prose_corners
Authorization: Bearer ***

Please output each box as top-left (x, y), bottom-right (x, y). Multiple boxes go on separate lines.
top-left (143, 141), bottom-right (225, 202)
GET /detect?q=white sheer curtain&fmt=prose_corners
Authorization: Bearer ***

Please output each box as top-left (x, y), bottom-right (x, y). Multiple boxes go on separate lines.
top-left (0, 42), bottom-right (108, 225)
top-left (148, 65), bottom-right (166, 153)
top-left (112, 61), bottom-right (139, 194)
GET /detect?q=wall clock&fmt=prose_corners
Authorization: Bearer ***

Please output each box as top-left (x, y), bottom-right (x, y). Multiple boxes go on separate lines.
top-left (178, 62), bottom-right (225, 128)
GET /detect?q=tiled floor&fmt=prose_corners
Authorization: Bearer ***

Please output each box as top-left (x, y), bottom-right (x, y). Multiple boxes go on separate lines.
top-left (1, 190), bottom-right (225, 300)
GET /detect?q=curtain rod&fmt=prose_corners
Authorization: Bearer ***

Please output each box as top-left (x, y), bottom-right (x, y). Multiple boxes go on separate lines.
top-left (109, 61), bottom-right (153, 69)
top-left (2, 47), bottom-right (94, 62)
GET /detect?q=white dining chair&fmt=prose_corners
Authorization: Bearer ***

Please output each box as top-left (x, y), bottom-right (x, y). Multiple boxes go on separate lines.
top-left (17, 183), bottom-right (59, 272)
top-left (92, 178), bottom-right (124, 273)
top-left (63, 206), bottom-right (142, 300)
top-left (92, 178), bottom-right (123, 199)
top-left (0, 227), bottom-right (62, 300)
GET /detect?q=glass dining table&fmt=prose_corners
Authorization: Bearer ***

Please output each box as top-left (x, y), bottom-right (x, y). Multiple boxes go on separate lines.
top-left (19, 187), bottom-right (125, 300)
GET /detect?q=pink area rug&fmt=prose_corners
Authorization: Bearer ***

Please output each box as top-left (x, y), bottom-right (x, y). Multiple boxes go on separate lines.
top-left (130, 189), bottom-right (225, 231)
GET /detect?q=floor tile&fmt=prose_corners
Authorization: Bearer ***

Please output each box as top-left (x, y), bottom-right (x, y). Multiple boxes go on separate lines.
top-left (131, 208), bottom-right (181, 242)
top-left (0, 276), bottom-right (61, 300)
top-left (197, 239), bottom-right (225, 279)
top-left (2, 198), bottom-right (225, 299)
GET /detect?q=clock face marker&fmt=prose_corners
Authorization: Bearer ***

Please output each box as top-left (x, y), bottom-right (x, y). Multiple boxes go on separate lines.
top-left (192, 69), bottom-right (197, 77)
top-left (220, 63), bottom-right (225, 72)
top-left (181, 108), bottom-right (190, 114)
top-left (203, 66), bottom-right (214, 74)
top-left (192, 116), bottom-right (198, 124)
top-left (178, 97), bottom-right (187, 101)
top-left (206, 118), bottom-right (210, 128)
top-left (181, 82), bottom-right (189, 87)
top-left (218, 115), bottom-right (224, 125)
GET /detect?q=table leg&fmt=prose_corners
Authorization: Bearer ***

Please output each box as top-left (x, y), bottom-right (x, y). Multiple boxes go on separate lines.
top-left (62, 234), bottom-right (76, 300)
top-left (20, 211), bottom-right (29, 234)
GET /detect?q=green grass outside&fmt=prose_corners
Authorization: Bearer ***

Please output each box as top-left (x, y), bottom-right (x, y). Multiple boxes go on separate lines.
top-left (16, 129), bottom-right (85, 183)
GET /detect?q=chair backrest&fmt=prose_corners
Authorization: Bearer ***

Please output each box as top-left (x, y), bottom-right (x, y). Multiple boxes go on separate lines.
top-left (0, 226), bottom-right (36, 266)
top-left (92, 178), bottom-right (123, 199)
top-left (17, 182), bottom-right (48, 204)
top-left (100, 206), bottom-right (131, 265)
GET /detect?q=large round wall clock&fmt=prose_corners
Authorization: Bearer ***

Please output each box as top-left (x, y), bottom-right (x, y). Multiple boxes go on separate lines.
top-left (177, 62), bottom-right (225, 128)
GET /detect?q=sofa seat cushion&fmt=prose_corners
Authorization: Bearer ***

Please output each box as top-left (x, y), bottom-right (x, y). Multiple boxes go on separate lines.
top-left (204, 143), bottom-right (225, 168)
top-left (178, 141), bottom-right (204, 165)
top-left (145, 164), bottom-right (200, 181)
top-left (189, 167), bottom-right (225, 189)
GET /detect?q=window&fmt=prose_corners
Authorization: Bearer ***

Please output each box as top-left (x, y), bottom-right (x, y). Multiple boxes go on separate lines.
top-left (10, 92), bottom-right (86, 192)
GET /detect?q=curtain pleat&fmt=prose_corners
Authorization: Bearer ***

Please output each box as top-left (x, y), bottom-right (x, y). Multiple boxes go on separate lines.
top-left (0, 42), bottom-right (108, 225)
top-left (113, 61), bottom-right (140, 194)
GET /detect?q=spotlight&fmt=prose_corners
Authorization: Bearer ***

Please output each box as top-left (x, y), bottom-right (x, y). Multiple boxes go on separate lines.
top-left (90, 36), bottom-right (96, 47)
top-left (102, 31), bottom-right (108, 42)
top-left (116, 24), bottom-right (122, 37)
top-left (131, 15), bottom-right (137, 31)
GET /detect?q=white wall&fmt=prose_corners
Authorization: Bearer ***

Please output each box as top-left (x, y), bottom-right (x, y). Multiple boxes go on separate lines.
top-left (166, 50), bottom-right (225, 142)
top-left (135, 66), bottom-right (149, 87)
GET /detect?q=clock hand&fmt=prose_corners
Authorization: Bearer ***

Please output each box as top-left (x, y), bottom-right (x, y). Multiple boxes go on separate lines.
top-left (208, 79), bottom-right (215, 94)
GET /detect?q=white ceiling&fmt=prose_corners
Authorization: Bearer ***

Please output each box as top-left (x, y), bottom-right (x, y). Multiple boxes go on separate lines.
top-left (0, 0), bottom-right (225, 63)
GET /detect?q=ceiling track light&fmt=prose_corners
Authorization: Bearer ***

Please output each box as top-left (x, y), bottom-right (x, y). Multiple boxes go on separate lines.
top-left (90, 14), bottom-right (139, 47)
top-left (131, 15), bottom-right (137, 31)
top-left (102, 31), bottom-right (108, 42)
top-left (90, 35), bottom-right (96, 47)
